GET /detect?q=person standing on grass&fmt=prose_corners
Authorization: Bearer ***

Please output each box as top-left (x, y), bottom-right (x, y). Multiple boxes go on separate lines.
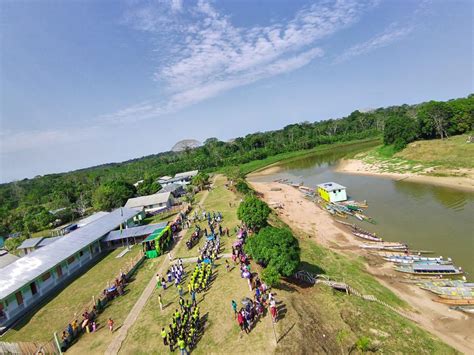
top-left (178, 337), bottom-right (187, 355)
top-left (231, 300), bottom-right (238, 318)
top-left (107, 318), bottom-right (114, 332)
top-left (270, 299), bottom-right (277, 323)
top-left (237, 310), bottom-right (244, 332)
top-left (191, 290), bottom-right (197, 307)
top-left (178, 284), bottom-right (183, 297)
top-left (158, 294), bottom-right (163, 311)
top-left (161, 327), bottom-right (168, 346)
top-left (169, 252), bottom-right (173, 262)
top-left (225, 260), bottom-right (230, 272)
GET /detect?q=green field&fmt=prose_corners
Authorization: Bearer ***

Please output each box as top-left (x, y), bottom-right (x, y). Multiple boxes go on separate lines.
top-left (358, 134), bottom-right (474, 176)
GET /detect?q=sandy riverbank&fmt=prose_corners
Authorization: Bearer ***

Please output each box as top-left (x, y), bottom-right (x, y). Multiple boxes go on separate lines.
top-left (337, 159), bottom-right (474, 192)
top-left (249, 180), bottom-right (474, 354)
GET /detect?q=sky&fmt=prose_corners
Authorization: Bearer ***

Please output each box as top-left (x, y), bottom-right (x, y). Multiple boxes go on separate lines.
top-left (0, 0), bottom-right (472, 183)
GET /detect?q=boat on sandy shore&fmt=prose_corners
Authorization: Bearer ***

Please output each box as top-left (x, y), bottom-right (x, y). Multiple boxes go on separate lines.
top-left (395, 264), bottom-right (464, 277)
top-left (450, 305), bottom-right (474, 314)
top-left (433, 298), bottom-right (474, 305)
top-left (384, 255), bottom-right (446, 264)
top-left (360, 242), bottom-right (408, 251)
top-left (352, 231), bottom-right (383, 242)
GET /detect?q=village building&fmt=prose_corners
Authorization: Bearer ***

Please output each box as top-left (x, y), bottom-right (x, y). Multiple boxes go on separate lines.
top-left (124, 191), bottom-right (174, 214)
top-left (0, 207), bottom-right (140, 330)
top-left (317, 182), bottom-right (347, 203)
top-left (158, 183), bottom-right (185, 197)
top-left (157, 170), bottom-right (199, 187)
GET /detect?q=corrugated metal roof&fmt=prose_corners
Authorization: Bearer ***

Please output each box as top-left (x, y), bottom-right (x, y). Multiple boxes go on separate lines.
top-left (174, 170), bottom-right (198, 179)
top-left (102, 222), bottom-right (168, 242)
top-left (124, 192), bottom-right (172, 209)
top-left (317, 182), bottom-right (346, 191)
top-left (0, 207), bottom-right (139, 300)
top-left (17, 237), bottom-right (45, 249)
top-left (0, 252), bottom-right (20, 269)
top-left (37, 236), bottom-right (63, 247)
top-left (77, 211), bottom-right (110, 227)
top-left (159, 183), bottom-right (184, 193)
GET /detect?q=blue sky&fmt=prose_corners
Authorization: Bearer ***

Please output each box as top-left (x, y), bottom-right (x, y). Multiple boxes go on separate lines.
top-left (0, 0), bottom-right (472, 182)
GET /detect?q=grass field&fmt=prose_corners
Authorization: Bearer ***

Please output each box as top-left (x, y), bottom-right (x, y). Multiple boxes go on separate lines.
top-left (2, 245), bottom-right (148, 343)
top-left (358, 134), bottom-right (474, 176)
top-left (118, 175), bottom-right (454, 354)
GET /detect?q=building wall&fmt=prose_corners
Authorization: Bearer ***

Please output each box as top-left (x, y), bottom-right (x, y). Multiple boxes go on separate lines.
top-left (330, 189), bottom-right (347, 202)
top-left (0, 244), bottom-right (101, 327)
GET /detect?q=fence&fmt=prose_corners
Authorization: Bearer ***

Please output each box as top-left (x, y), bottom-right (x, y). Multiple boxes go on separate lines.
top-left (0, 340), bottom-right (58, 354)
top-left (294, 270), bottom-right (417, 322)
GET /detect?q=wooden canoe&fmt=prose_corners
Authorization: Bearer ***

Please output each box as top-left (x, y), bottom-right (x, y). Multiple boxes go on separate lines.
top-left (433, 298), bottom-right (474, 305)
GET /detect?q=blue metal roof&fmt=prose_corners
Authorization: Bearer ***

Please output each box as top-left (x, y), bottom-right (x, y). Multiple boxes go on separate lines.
top-left (17, 237), bottom-right (45, 249)
top-left (0, 207), bottom-right (139, 300)
top-left (102, 222), bottom-right (168, 242)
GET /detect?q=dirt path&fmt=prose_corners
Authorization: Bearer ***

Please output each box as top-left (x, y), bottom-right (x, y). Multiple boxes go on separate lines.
top-left (249, 181), bottom-right (474, 354)
top-left (105, 178), bottom-right (216, 354)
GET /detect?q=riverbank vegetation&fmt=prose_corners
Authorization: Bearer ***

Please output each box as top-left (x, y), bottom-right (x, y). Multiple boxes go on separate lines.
top-left (356, 134), bottom-right (474, 177)
top-left (1, 95), bottom-right (472, 240)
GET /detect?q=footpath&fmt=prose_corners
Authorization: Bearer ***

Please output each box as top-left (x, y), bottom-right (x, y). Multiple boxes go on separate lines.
top-left (105, 180), bottom-right (214, 354)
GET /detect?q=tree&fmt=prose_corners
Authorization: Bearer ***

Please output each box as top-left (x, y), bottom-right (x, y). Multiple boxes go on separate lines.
top-left (237, 195), bottom-right (271, 231)
top-left (4, 235), bottom-right (27, 255)
top-left (191, 172), bottom-right (210, 191)
top-left (417, 101), bottom-right (453, 139)
top-left (383, 114), bottom-right (418, 151)
top-left (245, 226), bottom-right (300, 277)
top-left (261, 265), bottom-right (281, 287)
top-left (137, 177), bottom-right (161, 196)
top-left (92, 181), bottom-right (136, 211)
top-left (235, 179), bottom-right (251, 195)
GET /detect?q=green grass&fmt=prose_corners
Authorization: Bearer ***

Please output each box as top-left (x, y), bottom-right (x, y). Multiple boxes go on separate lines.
top-left (358, 134), bottom-right (474, 176)
top-left (67, 255), bottom-right (163, 354)
top-left (3, 246), bottom-right (144, 342)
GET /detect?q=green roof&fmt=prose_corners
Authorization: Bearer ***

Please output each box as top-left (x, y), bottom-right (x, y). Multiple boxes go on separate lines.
top-left (142, 227), bottom-right (167, 243)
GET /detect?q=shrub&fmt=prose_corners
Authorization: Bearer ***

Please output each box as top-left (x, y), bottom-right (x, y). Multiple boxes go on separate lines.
top-left (245, 226), bottom-right (300, 277)
top-left (261, 265), bottom-right (280, 287)
top-left (237, 195), bottom-right (271, 231)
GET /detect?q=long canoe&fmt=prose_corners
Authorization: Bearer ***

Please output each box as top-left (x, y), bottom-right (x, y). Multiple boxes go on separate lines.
top-left (352, 232), bottom-right (383, 242)
top-left (433, 298), bottom-right (474, 305)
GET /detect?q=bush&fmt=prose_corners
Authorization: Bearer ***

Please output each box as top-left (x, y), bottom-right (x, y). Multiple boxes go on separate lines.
top-left (235, 179), bottom-right (251, 195)
top-left (237, 195), bottom-right (271, 231)
top-left (245, 226), bottom-right (300, 277)
top-left (261, 265), bottom-right (280, 287)
top-left (355, 336), bottom-right (371, 352)
top-left (383, 114), bottom-right (418, 151)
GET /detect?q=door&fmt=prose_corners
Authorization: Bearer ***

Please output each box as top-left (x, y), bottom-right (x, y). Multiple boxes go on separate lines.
top-left (15, 291), bottom-right (23, 306)
top-left (56, 265), bottom-right (63, 278)
top-left (30, 282), bottom-right (38, 295)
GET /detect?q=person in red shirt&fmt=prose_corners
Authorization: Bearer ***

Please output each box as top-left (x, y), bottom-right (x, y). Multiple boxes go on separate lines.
top-left (237, 310), bottom-right (244, 332)
top-left (108, 318), bottom-right (114, 332)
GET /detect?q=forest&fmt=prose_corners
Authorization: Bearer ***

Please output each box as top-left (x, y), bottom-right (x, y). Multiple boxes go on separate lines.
top-left (0, 95), bottom-right (472, 240)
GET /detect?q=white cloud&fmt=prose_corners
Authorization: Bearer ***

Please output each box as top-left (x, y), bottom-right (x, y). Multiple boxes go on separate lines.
top-left (107, 0), bottom-right (378, 123)
top-left (335, 22), bottom-right (414, 63)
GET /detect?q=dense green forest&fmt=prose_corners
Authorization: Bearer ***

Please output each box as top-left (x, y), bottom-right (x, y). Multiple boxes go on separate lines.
top-left (1, 95), bottom-right (472, 240)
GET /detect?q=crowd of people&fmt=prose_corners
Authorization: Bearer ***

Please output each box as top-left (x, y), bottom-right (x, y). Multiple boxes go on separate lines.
top-left (161, 303), bottom-right (201, 354)
top-left (157, 258), bottom-right (185, 290)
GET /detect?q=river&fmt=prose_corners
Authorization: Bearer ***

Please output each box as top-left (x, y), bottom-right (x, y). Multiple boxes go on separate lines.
top-left (248, 143), bottom-right (474, 278)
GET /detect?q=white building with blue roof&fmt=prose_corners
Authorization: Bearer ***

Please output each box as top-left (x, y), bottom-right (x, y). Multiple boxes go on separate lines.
top-left (0, 207), bottom-right (139, 331)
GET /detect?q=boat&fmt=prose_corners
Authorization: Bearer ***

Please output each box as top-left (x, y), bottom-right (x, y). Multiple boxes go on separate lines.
top-left (384, 256), bottom-right (446, 264)
top-left (352, 231), bottom-right (383, 242)
top-left (395, 264), bottom-right (464, 277)
top-left (433, 298), bottom-right (474, 305)
top-left (450, 306), bottom-right (474, 314)
top-left (420, 280), bottom-right (474, 288)
top-left (360, 242), bottom-right (408, 251)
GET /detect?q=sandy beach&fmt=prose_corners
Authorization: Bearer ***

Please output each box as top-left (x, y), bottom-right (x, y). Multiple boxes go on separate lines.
top-left (337, 159), bottom-right (474, 192)
top-left (248, 180), bottom-right (474, 353)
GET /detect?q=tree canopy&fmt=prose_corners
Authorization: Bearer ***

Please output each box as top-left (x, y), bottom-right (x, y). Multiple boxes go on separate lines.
top-left (383, 114), bottom-right (418, 150)
top-left (237, 195), bottom-right (271, 231)
top-left (92, 181), bottom-right (136, 211)
top-left (137, 177), bottom-right (161, 196)
top-left (245, 226), bottom-right (300, 279)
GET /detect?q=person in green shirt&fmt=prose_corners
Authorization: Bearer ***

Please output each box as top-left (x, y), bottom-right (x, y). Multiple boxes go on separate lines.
top-left (177, 337), bottom-right (187, 355)
top-left (161, 328), bottom-right (168, 346)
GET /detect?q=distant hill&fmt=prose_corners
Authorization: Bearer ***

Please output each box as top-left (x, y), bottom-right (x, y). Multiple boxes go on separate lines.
top-left (171, 139), bottom-right (202, 152)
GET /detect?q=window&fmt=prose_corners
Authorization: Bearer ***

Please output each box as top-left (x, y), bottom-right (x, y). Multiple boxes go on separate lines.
top-left (79, 251), bottom-right (84, 257)
top-left (30, 282), bottom-right (38, 295)
top-left (41, 272), bottom-right (51, 282)
top-left (67, 256), bottom-right (75, 264)
top-left (15, 291), bottom-right (23, 306)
